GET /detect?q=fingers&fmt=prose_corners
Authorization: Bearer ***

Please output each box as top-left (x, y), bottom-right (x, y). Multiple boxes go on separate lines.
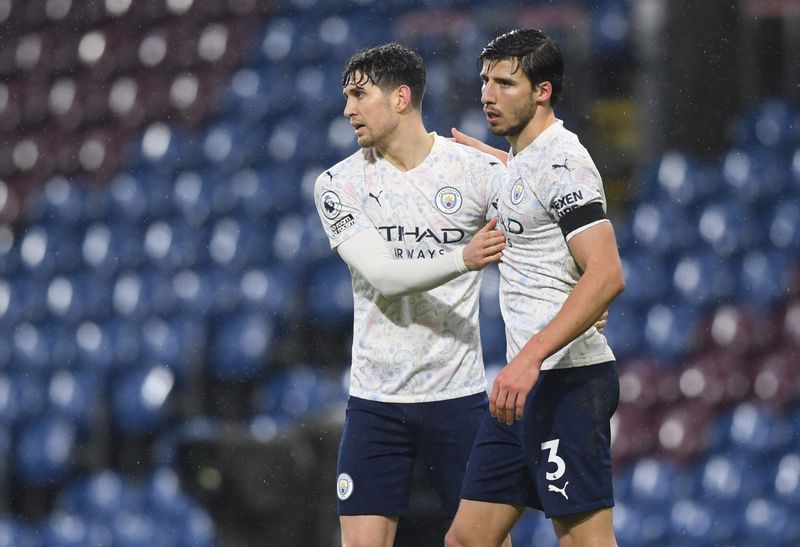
top-left (477, 218), bottom-right (497, 233)
top-left (489, 381), bottom-right (499, 418)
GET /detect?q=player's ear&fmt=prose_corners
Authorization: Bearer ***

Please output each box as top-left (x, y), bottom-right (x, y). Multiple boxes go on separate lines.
top-left (535, 81), bottom-right (552, 103)
top-left (395, 84), bottom-right (413, 111)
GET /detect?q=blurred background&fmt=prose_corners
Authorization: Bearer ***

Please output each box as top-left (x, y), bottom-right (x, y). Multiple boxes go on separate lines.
top-left (0, 0), bottom-right (799, 545)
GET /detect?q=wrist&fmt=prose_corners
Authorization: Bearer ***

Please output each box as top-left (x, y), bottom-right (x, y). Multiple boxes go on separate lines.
top-left (455, 248), bottom-right (469, 273)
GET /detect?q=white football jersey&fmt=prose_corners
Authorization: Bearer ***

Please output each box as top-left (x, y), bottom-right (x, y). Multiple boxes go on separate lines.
top-left (314, 134), bottom-right (505, 402)
top-left (497, 120), bottom-right (616, 370)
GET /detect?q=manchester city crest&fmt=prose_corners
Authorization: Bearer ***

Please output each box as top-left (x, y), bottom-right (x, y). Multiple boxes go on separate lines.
top-left (337, 473), bottom-right (354, 500)
top-left (435, 186), bottom-right (462, 214)
top-left (510, 179), bottom-right (525, 204)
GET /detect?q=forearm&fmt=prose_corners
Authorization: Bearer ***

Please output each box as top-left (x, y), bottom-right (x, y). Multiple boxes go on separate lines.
top-left (337, 229), bottom-right (468, 299)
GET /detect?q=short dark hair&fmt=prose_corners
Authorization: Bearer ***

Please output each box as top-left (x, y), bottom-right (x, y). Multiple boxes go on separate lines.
top-left (342, 43), bottom-right (426, 109)
top-left (480, 29), bottom-right (564, 106)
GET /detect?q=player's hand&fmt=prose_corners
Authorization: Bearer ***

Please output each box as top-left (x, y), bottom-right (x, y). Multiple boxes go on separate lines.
top-left (595, 310), bottom-right (609, 333)
top-left (489, 357), bottom-right (540, 426)
top-left (462, 218), bottom-right (505, 271)
top-left (450, 128), bottom-right (509, 165)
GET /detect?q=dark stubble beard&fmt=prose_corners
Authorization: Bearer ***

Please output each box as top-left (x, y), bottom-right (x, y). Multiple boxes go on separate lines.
top-left (489, 95), bottom-right (536, 138)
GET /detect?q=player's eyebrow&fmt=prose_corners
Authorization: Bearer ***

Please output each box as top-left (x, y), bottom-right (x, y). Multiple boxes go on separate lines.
top-left (342, 84), bottom-right (366, 97)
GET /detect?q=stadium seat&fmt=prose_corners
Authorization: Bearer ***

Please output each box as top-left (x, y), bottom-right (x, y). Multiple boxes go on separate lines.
top-left (772, 451), bottom-right (800, 506)
top-left (46, 368), bottom-right (104, 436)
top-left (778, 298), bottom-right (800, 348)
top-left (709, 402), bottom-right (792, 457)
top-left (109, 365), bottom-right (176, 435)
top-left (0, 372), bottom-right (46, 428)
top-left (696, 199), bottom-right (761, 258)
top-left (617, 358), bottom-right (680, 410)
top-left (668, 497), bottom-right (738, 547)
top-left (57, 470), bottom-right (131, 518)
top-left (764, 199), bottom-right (800, 252)
top-left (632, 202), bottom-right (695, 256)
top-left (677, 350), bottom-right (750, 410)
top-left (13, 415), bottom-right (76, 487)
top-left (252, 364), bottom-right (344, 422)
top-left (738, 248), bottom-right (793, 310)
top-left (616, 251), bottom-right (669, 307)
top-left (721, 147), bottom-right (788, 205)
top-left (207, 216), bottom-right (270, 272)
top-left (140, 315), bottom-right (206, 379)
top-left (693, 452), bottom-right (765, 508)
top-left (701, 304), bottom-right (775, 356)
top-left (209, 312), bottom-right (273, 382)
top-left (733, 98), bottom-right (800, 150)
top-left (655, 400), bottom-right (713, 464)
top-left (642, 302), bottom-right (700, 360)
top-left (238, 266), bottom-right (296, 320)
top-left (752, 347), bottom-right (800, 409)
top-left (612, 403), bottom-right (659, 465)
top-left (741, 497), bottom-right (800, 547)
top-left (12, 321), bottom-right (51, 372)
top-left (110, 512), bottom-right (158, 547)
top-left (303, 256), bottom-right (354, 329)
top-left (171, 169), bottom-right (232, 228)
top-left (603, 302), bottom-right (644, 360)
top-left (0, 517), bottom-right (39, 547)
top-left (670, 247), bottom-right (736, 309)
top-left (40, 512), bottom-right (112, 547)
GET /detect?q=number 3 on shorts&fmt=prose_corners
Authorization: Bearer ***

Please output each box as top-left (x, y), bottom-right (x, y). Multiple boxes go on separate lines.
top-left (541, 439), bottom-right (566, 481)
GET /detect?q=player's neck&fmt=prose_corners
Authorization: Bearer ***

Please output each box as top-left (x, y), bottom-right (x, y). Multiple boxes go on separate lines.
top-left (509, 108), bottom-right (557, 155)
top-left (374, 122), bottom-right (433, 172)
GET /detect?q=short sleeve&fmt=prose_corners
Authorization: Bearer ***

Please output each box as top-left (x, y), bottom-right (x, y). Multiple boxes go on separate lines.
top-left (313, 166), bottom-right (373, 249)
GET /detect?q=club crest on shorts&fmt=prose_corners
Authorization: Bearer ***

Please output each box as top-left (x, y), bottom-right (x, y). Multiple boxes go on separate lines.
top-left (435, 186), bottom-right (462, 214)
top-left (321, 190), bottom-right (342, 219)
top-left (510, 179), bottom-right (525, 204)
top-left (337, 473), bottom-right (354, 500)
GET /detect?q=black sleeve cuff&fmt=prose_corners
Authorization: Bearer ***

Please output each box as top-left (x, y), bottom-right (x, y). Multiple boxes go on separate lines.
top-left (558, 202), bottom-right (606, 239)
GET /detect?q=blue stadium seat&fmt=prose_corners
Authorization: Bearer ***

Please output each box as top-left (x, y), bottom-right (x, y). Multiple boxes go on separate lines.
top-left (74, 320), bottom-right (116, 371)
top-left (12, 321), bottom-right (51, 372)
top-left (0, 276), bottom-right (31, 327)
top-left (630, 201), bottom-right (695, 257)
top-left (209, 312), bottom-right (273, 382)
top-left (693, 452), bottom-right (764, 508)
top-left (46, 275), bottom-right (87, 325)
top-left (772, 452), bottom-right (800, 506)
top-left (0, 224), bottom-right (20, 277)
top-left (171, 169), bottom-right (235, 228)
top-left (741, 497), bottom-right (800, 547)
top-left (617, 251), bottom-right (669, 307)
top-left (46, 369), bottom-right (104, 436)
top-left (143, 218), bottom-right (203, 273)
top-left (27, 176), bottom-right (87, 229)
top-left (200, 118), bottom-right (266, 173)
top-left (710, 402), bottom-right (791, 457)
top-left (109, 365), bottom-right (176, 435)
top-left (110, 512), bottom-right (158, 547)
top-left (239, 266), bottom-right (296, 319)
top-left (140, 315), bottom-right (206, 378)
top-left (721, 147), bottom-right (788, 205)
top-left (171, 268), bottom-right (219, 318)
top-left (0, 372), bottom-right (46, 427)
top-left (58, 471), bottom-right (130, 518)
top-left (13, 416), bottom-right (76, 487)
top-left (642, 302), bottom-right (699, 360)
top-left (668, 497), bottom-right (737, 547)
top-left (253, 365), bottom-right (344, 422)
top-left (207, 216), bottom-right (270, 272)
top-left (612, 500), bottom-right (671, 547)
top-left (19, 223), bottom-right (81, 277)
top-left (81, 222), bottom-right (145, 275)
top-left (733, 99), bottom-right (800, 150)
top-left (589, 0), bottom-right (631, 58)
top-left (696, 199), bottom-right (761, 258)
top-left (145, 467), bottom-right (192, 520)
top-left (303, 256), bottom-right (354, 329)
top-left (764, 200), bottom-right (800, 252)
top-left (737, 249), bottom-right (793, 309)
top-left (671, 248), bottom-right (736, 308)
top-left (41, 512), bottom-right (112, 547)
top-left (0, 518), bottom-right (39, 547)
top-left (602, 302), bottom-right (644, 360)
top-left (616, 457), bottom-right (686, 512)
top-left (108, 172), bottom-right (150, 225)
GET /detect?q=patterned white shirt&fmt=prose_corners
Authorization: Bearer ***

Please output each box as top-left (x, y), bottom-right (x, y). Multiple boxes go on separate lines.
top-left (314, 135), bottom-right (505, 402)
top-left (497, 120), bottom-right (616, 370)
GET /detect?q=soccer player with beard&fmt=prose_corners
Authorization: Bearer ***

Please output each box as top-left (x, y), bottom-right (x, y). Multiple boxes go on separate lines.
top-left (446, 29), bottom-right (625, 547)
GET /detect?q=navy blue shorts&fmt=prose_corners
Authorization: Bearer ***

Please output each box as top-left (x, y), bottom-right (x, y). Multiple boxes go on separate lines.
top-left (336, 392), bottom-right (488, 518)
top-left (460, 362), bottom-right (619, 518)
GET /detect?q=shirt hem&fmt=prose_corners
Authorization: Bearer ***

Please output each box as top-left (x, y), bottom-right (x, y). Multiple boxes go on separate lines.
top-left (348, 385), bottom-right (487, 404)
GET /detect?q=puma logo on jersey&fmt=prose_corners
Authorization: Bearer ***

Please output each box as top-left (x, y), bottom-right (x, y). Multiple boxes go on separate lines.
top-left (369, 191), bottom-right (382, 207)
top-left (548, 481), bottom-right (569, 500)
top-left (552, 158), bottom-right (573, 172)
